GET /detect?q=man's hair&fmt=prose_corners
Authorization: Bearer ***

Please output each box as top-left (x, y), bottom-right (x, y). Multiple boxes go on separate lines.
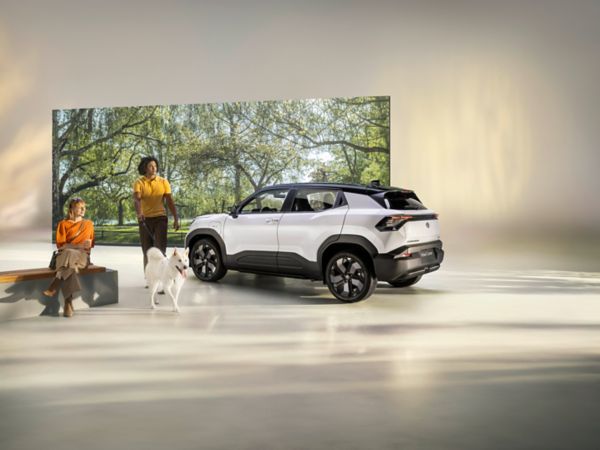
top-left (138, 156), bottom-right (160, 175)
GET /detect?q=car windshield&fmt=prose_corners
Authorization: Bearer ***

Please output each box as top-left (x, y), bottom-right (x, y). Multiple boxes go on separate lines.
top-left (240, 189), bottom-right (289, 213)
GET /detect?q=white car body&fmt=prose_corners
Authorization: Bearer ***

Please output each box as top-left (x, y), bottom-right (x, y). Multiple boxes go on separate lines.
top-left (186, 182), bottom-right (444, 301)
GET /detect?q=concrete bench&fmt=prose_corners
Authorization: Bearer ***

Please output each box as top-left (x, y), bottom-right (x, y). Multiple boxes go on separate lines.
top-left (0, 265), bottom-right (118, 321)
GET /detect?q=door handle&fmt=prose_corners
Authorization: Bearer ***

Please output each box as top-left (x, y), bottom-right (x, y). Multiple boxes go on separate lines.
top-left (265, 218), bottom-right (280, 224)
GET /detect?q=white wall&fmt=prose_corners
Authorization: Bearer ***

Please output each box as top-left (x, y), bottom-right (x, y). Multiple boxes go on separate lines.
top-left (1, 0), bottom-right (599, 238)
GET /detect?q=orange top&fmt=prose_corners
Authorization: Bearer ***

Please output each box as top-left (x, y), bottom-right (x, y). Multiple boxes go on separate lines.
top-left (56, 219), bottom-right (95, 250)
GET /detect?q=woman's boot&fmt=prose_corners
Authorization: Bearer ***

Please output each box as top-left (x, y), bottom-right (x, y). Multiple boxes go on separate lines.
top-left (63, 296), bottom-right (74, 318)
top-left (43, 277), bottom-right (60, 297)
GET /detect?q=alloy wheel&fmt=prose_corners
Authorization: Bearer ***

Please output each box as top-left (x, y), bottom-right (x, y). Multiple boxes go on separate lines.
top-left (191, 239), bottom-right (227, 281)
top-left (327, 255), bottom-right (368, 301)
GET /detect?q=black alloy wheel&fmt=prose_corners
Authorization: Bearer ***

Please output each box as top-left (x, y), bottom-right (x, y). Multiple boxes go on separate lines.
top-left (191, 238), bottom-right (227, 282)
top-left (325, 252), bottom-right (377, 302)
top-left (387, 275), bottom-right (422, 288)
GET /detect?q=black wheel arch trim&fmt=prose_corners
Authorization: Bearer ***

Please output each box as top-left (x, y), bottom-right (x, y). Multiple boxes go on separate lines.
top-left (317, 234), bottom-right (379, 270)
top-left (185, 229), bottom-right (227, 257)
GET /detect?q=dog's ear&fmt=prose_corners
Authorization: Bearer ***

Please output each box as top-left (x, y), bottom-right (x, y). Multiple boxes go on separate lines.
top-left (172, 248), bottom-right (177, 256)
top-left (184, 247), bottom-right (189, 257)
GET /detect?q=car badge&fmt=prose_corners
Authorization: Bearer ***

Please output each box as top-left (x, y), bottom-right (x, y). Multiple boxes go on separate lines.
top-left (426, 222), bottom-right (430, 228)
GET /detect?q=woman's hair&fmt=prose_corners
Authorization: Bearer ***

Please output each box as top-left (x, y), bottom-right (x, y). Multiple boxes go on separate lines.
top-left (66, 197), bottom-right (86, 220)
top-left (138, 156), bottom-right (160, 175)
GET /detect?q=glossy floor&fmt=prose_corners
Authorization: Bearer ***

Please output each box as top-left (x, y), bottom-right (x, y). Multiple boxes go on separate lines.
top-left (1, 238), bottom-right (599, 450)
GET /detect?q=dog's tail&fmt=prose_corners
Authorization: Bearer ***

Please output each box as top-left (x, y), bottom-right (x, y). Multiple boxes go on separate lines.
top-left (146, 247), bottom-right (165, 261)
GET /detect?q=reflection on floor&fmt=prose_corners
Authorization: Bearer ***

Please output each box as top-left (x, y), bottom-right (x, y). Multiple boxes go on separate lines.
top-left (1, 240), bottom-right (600, 450)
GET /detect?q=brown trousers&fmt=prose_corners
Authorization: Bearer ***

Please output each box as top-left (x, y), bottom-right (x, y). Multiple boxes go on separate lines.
top-left (48, 249), bottom-right (89, 299)
top-left (47, 272), bottom-right (82, 300)
top-left (139, 215), bottom-right (168, 269)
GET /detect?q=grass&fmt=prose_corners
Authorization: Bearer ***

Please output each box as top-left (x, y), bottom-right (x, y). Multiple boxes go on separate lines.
top-left (95, 225), bottom-right (188, 246)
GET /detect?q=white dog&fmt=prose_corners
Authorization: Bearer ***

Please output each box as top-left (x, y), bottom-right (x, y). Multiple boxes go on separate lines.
top-left (145, 247), bottom-right (189, 312)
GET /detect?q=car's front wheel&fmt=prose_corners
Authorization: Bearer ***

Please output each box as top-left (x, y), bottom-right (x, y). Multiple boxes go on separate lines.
top-left (325, 252), bottom-right (377, 302)
top-left (191, 238), bottom-right (227, 282)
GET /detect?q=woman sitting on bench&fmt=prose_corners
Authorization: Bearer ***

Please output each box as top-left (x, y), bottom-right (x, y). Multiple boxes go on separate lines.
top-left (43, 197), bottom-right (95, 317)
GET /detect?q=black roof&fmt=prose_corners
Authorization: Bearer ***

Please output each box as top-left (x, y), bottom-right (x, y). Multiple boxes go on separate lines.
top-left (258, 182), bottom-right (413, 196)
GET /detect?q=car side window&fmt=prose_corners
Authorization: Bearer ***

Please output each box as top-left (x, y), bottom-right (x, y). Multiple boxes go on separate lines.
top-left (240, 189), bottom-right (289, 214)
top-left (291, 189), bottom-right (339, 213)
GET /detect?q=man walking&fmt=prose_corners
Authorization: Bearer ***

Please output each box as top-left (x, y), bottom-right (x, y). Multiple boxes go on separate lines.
top-left (133, 156), bottom-right (179, 270)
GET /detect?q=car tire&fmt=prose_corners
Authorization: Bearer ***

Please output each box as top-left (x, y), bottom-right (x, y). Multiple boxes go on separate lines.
top-left (191, 238), bottom-right (227, 282)
top-left (325, 251), bottom-right (377, 302)
top-left (388, 275), bottom-right (422, 288)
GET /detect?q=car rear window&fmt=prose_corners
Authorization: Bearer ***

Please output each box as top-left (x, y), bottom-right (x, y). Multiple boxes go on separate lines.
top-left (373, 190), bottom-right (427, 210)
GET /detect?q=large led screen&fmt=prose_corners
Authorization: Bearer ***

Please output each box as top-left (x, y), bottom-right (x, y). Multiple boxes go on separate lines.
top-left (52, 96), bottom-right (390, 244)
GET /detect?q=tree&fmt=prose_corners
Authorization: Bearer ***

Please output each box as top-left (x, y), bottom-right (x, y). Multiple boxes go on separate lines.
top-left (244, 97), bottom-right (390, 184)
top-left (52, 107), bottom-right (157, 228)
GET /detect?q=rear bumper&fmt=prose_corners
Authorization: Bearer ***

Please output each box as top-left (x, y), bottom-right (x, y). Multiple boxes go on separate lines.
top-left (373, 240), bottom-right (444, 282)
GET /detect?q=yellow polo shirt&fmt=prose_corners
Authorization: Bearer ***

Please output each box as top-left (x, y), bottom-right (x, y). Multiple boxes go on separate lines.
top-left (133, 175), bottom-right (171, 218)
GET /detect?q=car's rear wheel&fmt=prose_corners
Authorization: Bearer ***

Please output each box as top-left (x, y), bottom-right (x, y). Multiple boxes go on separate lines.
top-left (191, 238), bottom-right (227, 282)
top-left (325, 252), bottom-right (377, 302)
top-left (388, 275), bottom-right (422, 288)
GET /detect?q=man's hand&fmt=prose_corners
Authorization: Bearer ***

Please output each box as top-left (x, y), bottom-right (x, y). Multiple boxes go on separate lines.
top-left (83, 239), bottom-right (92, 250)
top-left (137, 213), bottom-right (145, 223)
top-left (173, 217), bottom-right (180, 231)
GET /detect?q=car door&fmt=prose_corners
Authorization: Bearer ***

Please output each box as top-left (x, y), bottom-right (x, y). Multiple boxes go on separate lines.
top-left (223, 188), bottom-right (290, 271)
top-left (277, 189), bottom-right (348, 277)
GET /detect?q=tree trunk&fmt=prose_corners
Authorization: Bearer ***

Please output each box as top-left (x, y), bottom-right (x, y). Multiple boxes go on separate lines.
top-left (118, 197), bottom-right (125, 226)
top-left (234, 164), bottom-right (241, 204)
top-left (52, 110), bottom-right (62, 232)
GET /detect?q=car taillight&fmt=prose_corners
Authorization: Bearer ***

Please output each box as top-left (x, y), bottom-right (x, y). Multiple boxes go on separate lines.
top-left (375, 215), bottom-right (414, 231)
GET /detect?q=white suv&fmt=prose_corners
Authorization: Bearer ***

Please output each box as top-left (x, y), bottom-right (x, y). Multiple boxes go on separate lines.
top-left (185, 182), bottom-right (444, 302)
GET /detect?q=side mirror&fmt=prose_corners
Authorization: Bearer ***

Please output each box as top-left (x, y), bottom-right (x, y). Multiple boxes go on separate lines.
top-left (229, 205), bottom-right (238, 218)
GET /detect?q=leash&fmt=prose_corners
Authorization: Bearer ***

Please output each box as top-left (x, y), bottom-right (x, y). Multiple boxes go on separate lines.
top-left (140, 219), bottom-right (155, 245)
